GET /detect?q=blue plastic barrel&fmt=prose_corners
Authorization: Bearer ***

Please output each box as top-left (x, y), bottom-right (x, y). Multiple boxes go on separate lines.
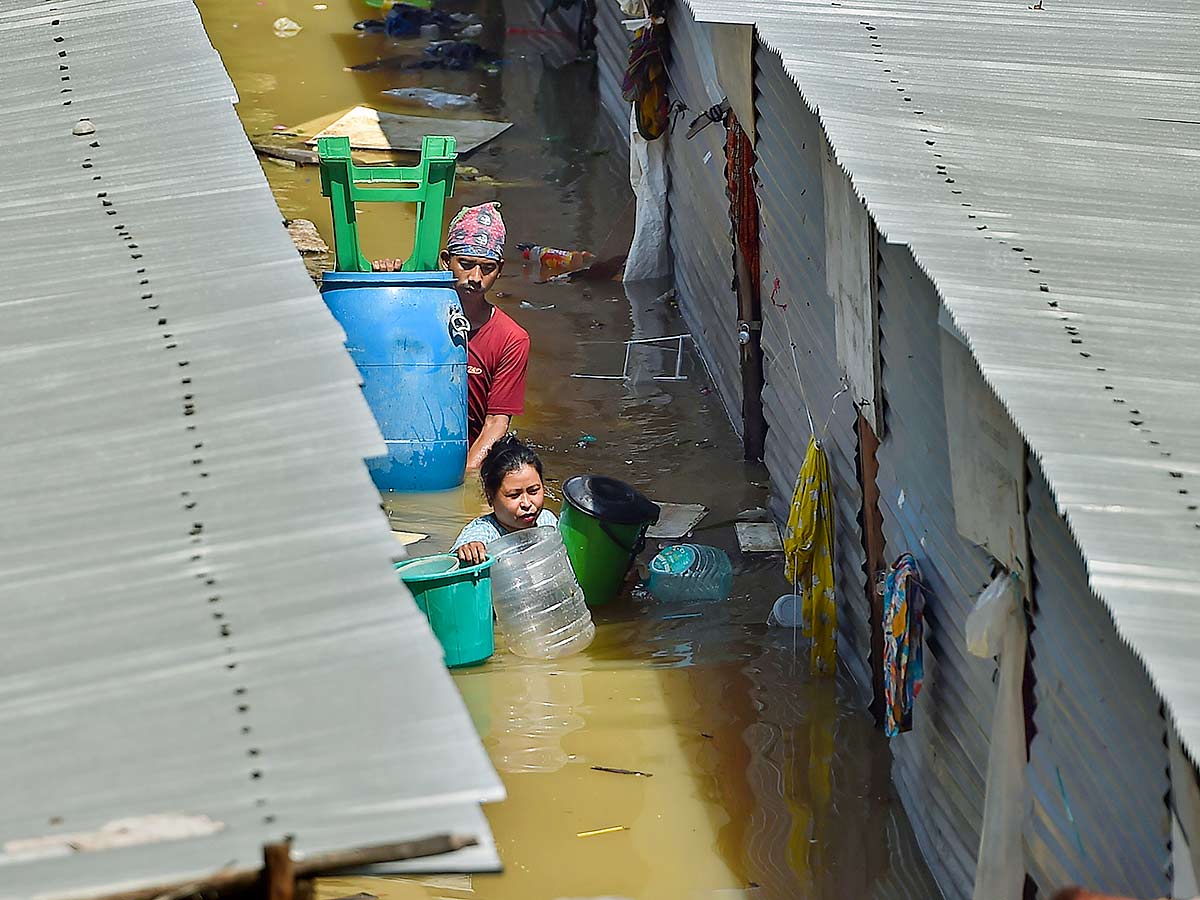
top-left (320, 271), bottom-right (468, 492)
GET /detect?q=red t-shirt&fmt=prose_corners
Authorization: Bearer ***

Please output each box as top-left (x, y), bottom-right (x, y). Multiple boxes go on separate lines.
top-left (467, 307), bottom-right (530, 442)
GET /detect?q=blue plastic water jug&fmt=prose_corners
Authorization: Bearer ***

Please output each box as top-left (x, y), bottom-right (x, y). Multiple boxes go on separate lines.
top-left (320, 271), bottom-right (469, 492)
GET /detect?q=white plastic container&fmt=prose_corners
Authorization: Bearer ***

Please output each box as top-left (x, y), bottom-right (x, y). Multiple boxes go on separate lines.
top-left (768, 593), bottom-right (805, 628)
top-left (489, 526), bottom-right (595, 659)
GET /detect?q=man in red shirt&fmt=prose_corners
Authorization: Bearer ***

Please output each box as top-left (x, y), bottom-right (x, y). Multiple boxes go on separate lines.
top-left (374, 202), bottom-right (529, 469)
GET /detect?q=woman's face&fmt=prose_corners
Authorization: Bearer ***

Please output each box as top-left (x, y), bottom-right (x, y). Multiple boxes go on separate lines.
top-left (491, 464), bottom-right (545, 532)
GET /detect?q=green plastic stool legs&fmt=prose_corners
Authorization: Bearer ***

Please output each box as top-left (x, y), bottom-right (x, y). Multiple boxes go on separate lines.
top-left (317, 134), bottom-right (458, 273)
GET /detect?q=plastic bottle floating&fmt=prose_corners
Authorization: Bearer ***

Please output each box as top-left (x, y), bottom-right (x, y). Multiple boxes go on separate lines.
top-left (518, 243), bottom-right (595, 278)
top-left (645, 544), bottom-right (733, 602)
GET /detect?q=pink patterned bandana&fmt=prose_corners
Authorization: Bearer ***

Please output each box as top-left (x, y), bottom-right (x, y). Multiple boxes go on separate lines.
top-left (446, 202), bottom-right (506, 261)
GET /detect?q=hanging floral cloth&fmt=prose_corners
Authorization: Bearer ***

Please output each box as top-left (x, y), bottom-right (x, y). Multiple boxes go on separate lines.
top-left (621, 15), bottom-right (669, 140)
top-left (882, 552), bottom-right (925, 737)
top-left (783, 435), bottom-right (837, 675)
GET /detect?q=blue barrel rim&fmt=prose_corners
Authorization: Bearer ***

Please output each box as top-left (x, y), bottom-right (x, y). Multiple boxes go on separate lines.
top-left (321, 270), bottom-right (456, 288)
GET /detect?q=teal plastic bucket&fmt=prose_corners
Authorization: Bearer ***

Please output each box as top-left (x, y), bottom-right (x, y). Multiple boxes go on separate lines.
top-left (395, 553), bottom-right (494, 668)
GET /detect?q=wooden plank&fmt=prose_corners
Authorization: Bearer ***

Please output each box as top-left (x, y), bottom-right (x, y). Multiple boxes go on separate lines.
top-left (303, 106), bottom-right (512, 155)
top-left (823, 136), bottom-right (882, 432)
top-left (646, 502), bottom-right (709, 539)
top-left (856, 413), bottom-right (887, 727)
top-left (264, 841), bottom-right (295, 900)
top-left (76, 835), bottom-right (478, 900)
top-left (727, 117), bottom-right (767, 461)
top-left (734, 521), bottom-right (783, 553)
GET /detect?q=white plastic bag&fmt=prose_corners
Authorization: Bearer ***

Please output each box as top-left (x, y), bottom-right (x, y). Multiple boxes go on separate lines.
top-left (272, 16), bottom-right (302, 37)
top-left (624, 109), bottom-right (671, 281)
top-left (966, 570), bottom-right (1013, 658)
top-left (967, 572), bottom-right (1026, 900)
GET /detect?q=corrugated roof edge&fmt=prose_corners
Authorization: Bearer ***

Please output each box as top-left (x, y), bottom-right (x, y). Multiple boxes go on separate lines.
top-left (678, 8), bottom-right (1200, 763)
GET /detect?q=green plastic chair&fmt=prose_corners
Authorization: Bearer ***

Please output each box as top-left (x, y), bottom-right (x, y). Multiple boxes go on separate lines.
top-left (316, 134), bottom-right (457, 273)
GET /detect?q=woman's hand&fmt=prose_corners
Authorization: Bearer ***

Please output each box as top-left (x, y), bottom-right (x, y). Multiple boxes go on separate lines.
top-left (456, 541), bottom-right (488, 567)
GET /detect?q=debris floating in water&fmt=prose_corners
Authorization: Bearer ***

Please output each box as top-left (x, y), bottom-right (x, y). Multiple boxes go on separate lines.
top-left (591, 766), bottom-right (653, 778)
top-left (735, 521), bottom-right (783, 553)
top-left (382, 87), bottom-right (480, 110)
top-left (646, 502), bottom-right (708, 539)
top-left (576, 825), bottom-right (629, 838)
top-left (285, 219), bottom-right (329, 254)
top-left (272, 16), bottom-right (303, 37)
top-left (304, 105), bottom-right (512, 154)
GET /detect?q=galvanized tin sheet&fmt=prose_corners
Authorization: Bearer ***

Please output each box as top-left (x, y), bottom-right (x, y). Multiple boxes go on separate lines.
top-left (595, 0), bottom-right (632, 138)
top-left (664, 0), bottom-right (743, 429)
top-left (672, 0), bottom-right (1200, 774)
top-left (754, 46), bottom-right (872, 697)
top-left (0, 1), bottom-right (502, 896)
top-left (873, 240), bottom-right (998, 899)
top-left (1025, 460), bottom-right (1170, 897)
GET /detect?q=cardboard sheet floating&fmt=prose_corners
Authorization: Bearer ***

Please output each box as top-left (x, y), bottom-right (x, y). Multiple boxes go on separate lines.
top-left (735, 522), bottom-right (783, 553)
top-left (391, 530), bottom-right (429, 547)
top-left (305, 105), bottom-right (512, 154)
top-left (647, 502), bottom-right (708, 539)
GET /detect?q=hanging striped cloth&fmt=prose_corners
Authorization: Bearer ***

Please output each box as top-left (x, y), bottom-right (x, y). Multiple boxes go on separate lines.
top-left (883, 552), bottom-right (925, 737)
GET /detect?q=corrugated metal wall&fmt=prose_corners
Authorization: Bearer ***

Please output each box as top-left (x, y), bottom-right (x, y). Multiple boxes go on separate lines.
top-left (1024, 460), bottom-right (1170, 898)
top-left (632, 14), bottom-right (1175, 900)
top-left (594, 0), bottom-right (630, 138)
top-left (754, 46), bottom-right (872, 696)
top-left (875, 239), bottom-right (998, 899)
top-left (664, 0), bottom-right (742, 427)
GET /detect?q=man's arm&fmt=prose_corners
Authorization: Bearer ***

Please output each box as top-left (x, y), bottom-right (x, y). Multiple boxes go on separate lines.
top-left (467, 328), bottom-right (528, 469)
top-left (467, 414), bottom-right (511, 470)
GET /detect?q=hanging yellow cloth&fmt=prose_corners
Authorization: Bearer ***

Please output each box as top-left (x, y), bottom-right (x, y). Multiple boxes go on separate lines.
top-left (783, 435), bottom-right (837, 675)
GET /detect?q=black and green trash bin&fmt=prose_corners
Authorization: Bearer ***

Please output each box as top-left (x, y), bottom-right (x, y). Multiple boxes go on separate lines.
top-left (558, 475), bottom-right (660, 607)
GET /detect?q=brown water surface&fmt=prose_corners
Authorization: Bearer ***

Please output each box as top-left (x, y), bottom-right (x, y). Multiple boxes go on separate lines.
top-left (195, 1), bottom-right (940, 896)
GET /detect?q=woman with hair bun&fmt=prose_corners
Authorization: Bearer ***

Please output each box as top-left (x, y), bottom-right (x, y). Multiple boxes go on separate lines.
top-left (452, 435), bottom-right (557, 566)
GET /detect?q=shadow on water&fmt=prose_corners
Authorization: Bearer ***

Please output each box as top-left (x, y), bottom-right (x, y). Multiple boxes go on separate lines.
top-left (196, 0), bottom-right (940, 895)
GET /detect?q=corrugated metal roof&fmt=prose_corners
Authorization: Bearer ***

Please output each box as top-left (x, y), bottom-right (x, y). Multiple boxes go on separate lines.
top-left (0, 1), bottom-right (503, 897)
top-left (677, 0), bottom-right (1200, 758)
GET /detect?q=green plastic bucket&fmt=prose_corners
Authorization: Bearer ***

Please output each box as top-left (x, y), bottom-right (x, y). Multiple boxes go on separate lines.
top-left (558, 475), bottom-right (659, 606)
top-left (395, 553), bottom-right (494, 668)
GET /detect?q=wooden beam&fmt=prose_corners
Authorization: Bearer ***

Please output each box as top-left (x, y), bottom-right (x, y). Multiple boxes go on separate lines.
top-left (856, 412), bottom-right (888, 727)
top-left (263, 841), bottom-right (294, 900)
top-left (72, 834), bottom-right (477, 900)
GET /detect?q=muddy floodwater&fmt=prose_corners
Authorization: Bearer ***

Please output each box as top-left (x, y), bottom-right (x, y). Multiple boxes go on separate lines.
top-left (195, 0), bottom-right (940, 896)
